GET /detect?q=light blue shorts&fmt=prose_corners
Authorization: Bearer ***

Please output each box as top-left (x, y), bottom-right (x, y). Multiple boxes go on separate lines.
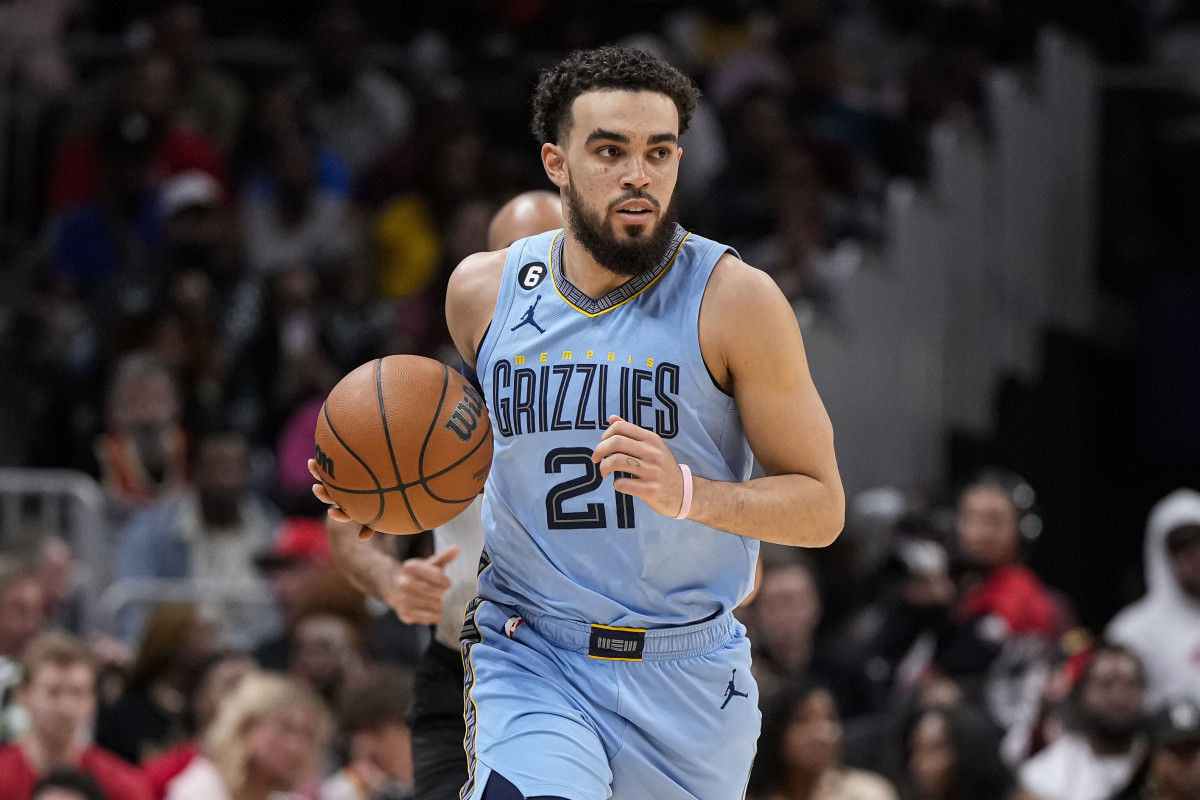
top-left (460, 599), bottom-right (760, 800)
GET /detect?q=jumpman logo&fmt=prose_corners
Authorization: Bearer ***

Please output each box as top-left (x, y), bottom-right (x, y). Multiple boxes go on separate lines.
top-left (511, 295), bottom-right (545, 334)
top-left (721, 669), bottom-right (749, 709)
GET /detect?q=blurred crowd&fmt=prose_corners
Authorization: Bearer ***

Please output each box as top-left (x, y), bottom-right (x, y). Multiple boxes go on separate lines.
top-left (0, 0), bottom-right (1198, 799)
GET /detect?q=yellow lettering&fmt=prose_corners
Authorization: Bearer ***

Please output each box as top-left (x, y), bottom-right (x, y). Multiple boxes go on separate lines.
top-left (586, 350), bottom-right (594, 359)
top-left (514, 355), bottom-right (526, 365)
top-left (628, 355), bottom-right (633, 364)
top-left (646, 357), bottom-right (654, 368)
top-left (607, 352), bottom-right (616, 361)
top-left (562, 350), bottom-right (573, 360)
top-left (540, 353), bottom-right (548, 363)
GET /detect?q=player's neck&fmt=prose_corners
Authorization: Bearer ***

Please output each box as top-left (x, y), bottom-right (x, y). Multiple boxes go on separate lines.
top-left (560, 235), bottom-right (633, 300)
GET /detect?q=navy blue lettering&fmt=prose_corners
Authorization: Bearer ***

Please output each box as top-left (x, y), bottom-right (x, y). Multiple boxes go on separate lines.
top-left (574, 364), bottom-right (597, 430)
top-left (491, 360), bottom-right (513, 438)
top-left (598, 365), bottom-right (609, 424)
top-left (550, 365), bottom-right (574, 431)
top-left (654, 363), bottom-right (680, 439)
top-left (537, 365), bottom-right (550, 433)
top-left (632, 369), bottom-right (654, 429)
top-left (513, 368), bottom-right (536, 435)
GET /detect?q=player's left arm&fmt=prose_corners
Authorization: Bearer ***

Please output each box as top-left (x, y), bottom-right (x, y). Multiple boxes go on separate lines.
top-left (593, 255), bottom-right (844, 547)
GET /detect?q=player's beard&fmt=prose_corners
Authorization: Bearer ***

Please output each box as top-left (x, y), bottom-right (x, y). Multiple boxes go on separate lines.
top-left (566, 180), bottom-right (678, 278)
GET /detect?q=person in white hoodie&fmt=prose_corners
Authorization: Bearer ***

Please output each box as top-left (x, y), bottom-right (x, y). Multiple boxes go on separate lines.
top-left (1106, 489), bottom-right (1200, 708)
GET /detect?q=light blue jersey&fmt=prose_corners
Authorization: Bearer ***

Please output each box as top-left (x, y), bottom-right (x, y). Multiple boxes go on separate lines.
top-left (475, 224), bottom-right (758, 628)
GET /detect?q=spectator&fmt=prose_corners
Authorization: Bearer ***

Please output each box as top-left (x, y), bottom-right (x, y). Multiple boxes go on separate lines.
top-left (114, 430), bottom-right (278, 641)
top-left (30, 769), bottom-right (106, 800)
top-left (50, 110), bottom-right (163, 300)
top-left (295, 2), bottom-right (413, 178)
top-left (0, 565), bottom-right (47, 662)
top-left (948, 471), bottom-right (1057, 734)
top-left (94, 353), bottom-right (188, 517)
top-left (163, 672), bottom-right (331, 800)
top-left (1017, 644), bottom-right (1148, 800)
top-left (225, 267), bottom-right (339, 446)
top-left (748, 678), bottom-right (899, 800)
top-left (239, 126), bottom-right (363, 278)
top-left (1107, 489), bottom-right (1200, 707)
top-left (141, 651), bottom-right (258, 799)
top-left (901, 703), bottom-right (1015, 800)
top-left (146, 3), bottom-right (247, 154)
top-left (322, 666), bottom-right (415, 800)
top-left (0, 632), bottom-right (152, 800)
top-left (28, 537), bottom-right (80, 635)
top-left (251, 517), bottom-right (335, 670)
top-left (859, 536), bottom-right (958, 704)
top-left (95, 603), bottom-right (221, 764)
top-left (287, 570), bottom-right (370, 707)
top-left (49, 53), bottom-right (227, 213)
top-left (746, 556), bottom-right (877, 718)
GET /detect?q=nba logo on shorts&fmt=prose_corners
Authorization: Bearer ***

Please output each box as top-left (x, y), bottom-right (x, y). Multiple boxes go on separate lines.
top-left (504, 617), bottom-right (524, 638)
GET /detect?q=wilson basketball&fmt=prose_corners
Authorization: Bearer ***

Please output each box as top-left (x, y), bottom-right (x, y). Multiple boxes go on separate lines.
top-left (313, 355), bottom-right (492, 535)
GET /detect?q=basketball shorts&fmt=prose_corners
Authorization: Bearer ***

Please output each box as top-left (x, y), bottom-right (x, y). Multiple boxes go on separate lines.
top-left (460, 599), bottom-right (760, 800)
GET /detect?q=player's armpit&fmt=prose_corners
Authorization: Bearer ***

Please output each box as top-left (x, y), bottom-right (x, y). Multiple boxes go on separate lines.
top-left (693, 256), bottom-right (844, 547)
top-left (446, 249), bottom-right (506, 368)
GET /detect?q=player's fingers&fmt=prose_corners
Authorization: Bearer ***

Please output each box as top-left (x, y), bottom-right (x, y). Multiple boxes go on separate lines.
top-left (401, 560), bottom-right (453, 589)
top-left (357, 525), bottom-right (375, 541)
top-left (307, 459), bottom-right (322, 481)
top-left (428, 546), bottom-right (460, 567)
top-left (597, 452), bottom-right (653, 480)
top-left (613, 475), bottom-right (650, 499)
top-left (395, 602), bottom-right (443, 625)
top-left (312, 482), bottom-right (336, 506)
top-left (600, 416), bottom-right (652, 442)
top-left (590, 435), bottom-right (654, 463)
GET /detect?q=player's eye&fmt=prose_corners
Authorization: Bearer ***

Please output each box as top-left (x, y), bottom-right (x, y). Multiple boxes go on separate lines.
top-left (596, 146), bottom-right (620, 157)
top-left (650, 148), bottom-right (671, 160)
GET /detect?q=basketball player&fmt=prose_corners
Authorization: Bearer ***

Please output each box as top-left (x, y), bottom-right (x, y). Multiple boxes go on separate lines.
top-left (316, 191), bottom-right (563, 800)
top-left (316, 46), bottom-right (843, 800)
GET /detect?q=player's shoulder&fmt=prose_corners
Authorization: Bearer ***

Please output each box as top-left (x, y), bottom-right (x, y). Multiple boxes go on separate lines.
top-left (449, 248), bottom-right (507, 292)
top-left (703, 251), bottom-right (792, 318)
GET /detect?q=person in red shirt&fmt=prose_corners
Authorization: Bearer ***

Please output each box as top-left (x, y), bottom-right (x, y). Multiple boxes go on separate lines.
top-left (0, 632), bottom-right (152, 800)
top-left (953, 470), bottom-right (1057, 642)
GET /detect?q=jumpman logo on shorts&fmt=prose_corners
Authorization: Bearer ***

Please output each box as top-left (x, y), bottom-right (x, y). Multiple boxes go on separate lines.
top-left (511, 295), bottom-right (545, 334)
top-left (721, 669), bottom-right (749, 709)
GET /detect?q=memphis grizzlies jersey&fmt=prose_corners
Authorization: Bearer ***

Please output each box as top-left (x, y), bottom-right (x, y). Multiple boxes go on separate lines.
top-left (475, 224), bottom-right (758, 628)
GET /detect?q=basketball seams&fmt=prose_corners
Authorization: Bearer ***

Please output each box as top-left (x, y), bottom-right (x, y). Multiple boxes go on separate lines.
top-left (321, 403), bottom-right (385, 527)
top-left (419, 365), bottom-right (452, 480)
top-left (374, 357), bottom-right (422, 532)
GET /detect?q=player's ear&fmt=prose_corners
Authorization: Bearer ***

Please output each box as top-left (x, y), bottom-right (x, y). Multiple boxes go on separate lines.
top-left (677, 147), bottom-right (683, 162)
top-left (542, 142), bottom-right (569, 190)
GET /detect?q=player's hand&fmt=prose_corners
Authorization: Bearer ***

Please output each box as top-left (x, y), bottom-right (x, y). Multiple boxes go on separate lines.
top-left (308, 458), bottom-right (374, 539)
top-left (592, 415), bottom-right (686, 519)
top-left (383, 547), bottom-right (459, 625)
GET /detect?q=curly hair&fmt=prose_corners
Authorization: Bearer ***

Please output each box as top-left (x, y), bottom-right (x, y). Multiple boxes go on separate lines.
top-left (530, 45), bottom-right (700, 144)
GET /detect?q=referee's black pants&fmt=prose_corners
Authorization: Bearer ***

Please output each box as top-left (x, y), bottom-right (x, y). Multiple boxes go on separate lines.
top-left (410, 639), bottom-right (468, 800)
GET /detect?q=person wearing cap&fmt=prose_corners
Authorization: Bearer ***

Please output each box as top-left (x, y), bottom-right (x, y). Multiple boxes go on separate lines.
top-left (1110, 697), bottom-right (1200, 800)
top-left (250, 516), bottom-right (334, 671)
top-left (1107, 489), bottom-right (1200, 708)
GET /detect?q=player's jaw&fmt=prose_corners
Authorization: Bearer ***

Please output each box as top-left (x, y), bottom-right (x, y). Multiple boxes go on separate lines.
top-left (566, 180), bottom-right (677, 278)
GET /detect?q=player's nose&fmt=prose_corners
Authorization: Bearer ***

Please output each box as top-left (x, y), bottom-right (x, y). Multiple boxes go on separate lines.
top-left (621, 158), bottom-right (651, 190)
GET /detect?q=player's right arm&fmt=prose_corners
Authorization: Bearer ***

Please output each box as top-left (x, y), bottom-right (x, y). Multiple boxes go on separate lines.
top-left (446, 249), bottom-right (506, 368)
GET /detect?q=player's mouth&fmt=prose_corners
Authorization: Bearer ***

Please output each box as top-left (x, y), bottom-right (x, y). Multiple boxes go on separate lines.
top-left (614, 200), bottom-right (655, 223)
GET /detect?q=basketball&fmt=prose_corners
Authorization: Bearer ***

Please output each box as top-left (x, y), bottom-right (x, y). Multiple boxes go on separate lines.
top-left (313, 355), bottom-right (492, 535)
